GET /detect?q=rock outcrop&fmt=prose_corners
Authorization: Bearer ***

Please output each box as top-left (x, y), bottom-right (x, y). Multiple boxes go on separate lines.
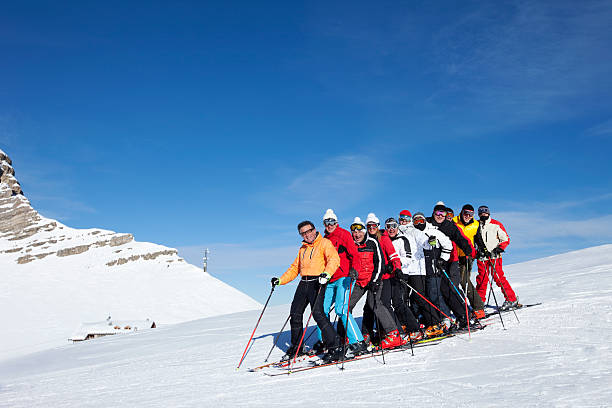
top-left (0, 149), bottom-right (182, 267)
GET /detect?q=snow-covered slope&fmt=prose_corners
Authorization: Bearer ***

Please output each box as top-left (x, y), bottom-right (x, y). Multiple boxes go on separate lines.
top-left (0, 150), bottom-right (261, 361)
top-left (1, 245), bottom-right (610, 407)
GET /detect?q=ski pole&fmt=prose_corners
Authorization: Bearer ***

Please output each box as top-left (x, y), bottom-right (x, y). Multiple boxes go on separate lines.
top-left (263, 314), bottom-right (290, 363)
top-left (487, 261), bottom-right (506, 330)
top-left (488, 256), bottom-right (520, 323)
top-left (237, 285), bottom-right (275, 370)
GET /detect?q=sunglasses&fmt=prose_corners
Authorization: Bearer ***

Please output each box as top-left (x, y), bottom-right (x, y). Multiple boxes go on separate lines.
top-left (299, 227), bottom-right (315, 236)
top-left (323, 219), bottom-right (338, 226)
top-left (413, 218), bottom-right (426, 225)
top-left (434, 211), bottom-right (447, 217)
top-left (385, 223), bottom-right (398, 229)
top-left (350, 224), bottom-right (365, 231)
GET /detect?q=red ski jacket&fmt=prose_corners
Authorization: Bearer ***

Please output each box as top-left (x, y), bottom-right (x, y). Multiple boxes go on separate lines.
top-left (324, 226), bottom-right (359, 283)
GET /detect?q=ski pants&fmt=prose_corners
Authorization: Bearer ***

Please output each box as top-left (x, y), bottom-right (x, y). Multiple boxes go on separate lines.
top-left (315, 277), bottom-right (364, 345)
top-left (459, 257), bottom-right (485, 311)
top-left (290, 278), bottom-right (338, 348)
top-left (426, 274), bottom-right (450, 321)
top-left (476, 257), bottom-right (517, 302)
top-left (355, 284), bottom-right (397, 338)
top-left (440, 261), bottom-right (467, 322)
top-left (382, 277), bottom-right (420, 333)
top-left (406, 275), bottom-right (439, 327)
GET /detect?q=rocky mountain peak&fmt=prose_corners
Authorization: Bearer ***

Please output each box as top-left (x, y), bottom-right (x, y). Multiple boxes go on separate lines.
top-left (0, 149), bottom-right (23, 196)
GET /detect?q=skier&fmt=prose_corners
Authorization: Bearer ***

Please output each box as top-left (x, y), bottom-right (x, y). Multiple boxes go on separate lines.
top-left (311, 209), bottom-right (364, 357)
top-left (445, 207), bottom-right (454, 222)
top-left (397, 212), bottom-right (443, 333)
top-left (426, 203), bottom-right (475, 329)
top-left (384, 217), bottom-right (421, 339)
top-left (474, 206), bottom-right (518, 310)
top-left (270, 221), bottom-right (342, 361)
top-left (412, 212), bottom-right (454, 336)
top-left (398, 210), bottom-right (412, 235)
top-left (362, 213), bottom-right (404, 344)
top-left (347, 217), bottom-right (406, 350)
top-left (452, 204), bottom-right (486, 318)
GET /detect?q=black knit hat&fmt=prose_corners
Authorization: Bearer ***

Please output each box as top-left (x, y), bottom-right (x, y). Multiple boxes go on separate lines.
top-left (461, 204), bottom-right (474, 213)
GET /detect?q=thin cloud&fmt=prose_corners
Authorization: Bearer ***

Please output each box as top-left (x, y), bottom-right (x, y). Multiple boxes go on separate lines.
top-left (254, 154), bottom-right (388, 214)
top-left (496, 211), bottom-right (612, 250)
top-left (429, 0), bottom-right (612, 129)
top-left (584, 118), bottom-right (612, 138)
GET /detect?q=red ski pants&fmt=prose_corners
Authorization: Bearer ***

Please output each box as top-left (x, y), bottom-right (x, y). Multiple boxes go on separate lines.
top-left (476, 258), bottom-right (517, 302)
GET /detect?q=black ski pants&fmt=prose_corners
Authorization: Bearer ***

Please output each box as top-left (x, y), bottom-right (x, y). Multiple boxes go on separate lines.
top-left (289, 278), bottom-right (338, 348)
top-left (353, 284), bottom-right (396, 338)
top-left (383, 278), bottom-right (420, 333)
top-left (406, 275), bottom-right (440, 327)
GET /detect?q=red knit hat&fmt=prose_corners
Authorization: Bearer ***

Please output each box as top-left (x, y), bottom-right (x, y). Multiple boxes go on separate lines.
top-left (399, 210), bottom-right (412, 218)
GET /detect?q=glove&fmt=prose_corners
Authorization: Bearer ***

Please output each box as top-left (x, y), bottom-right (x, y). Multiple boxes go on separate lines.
top-left (435, 258), bottom-right (446, 271)
top-left (394, 268), bottom-right (406, 281)
top-left (491, 246), bottom-right (504, 256)
top-left (319, 273), bottom-right (331, 284)
top-left (477, 247), bottom-right (490, 259)
top-left (428, 236), bottom-right (438, 247)
top-left (348, 268), bottom-right (358, 280)
top-left (386, 263), bottom-right (394, 273)
top-left (271, 277), bottom-right (280, 287)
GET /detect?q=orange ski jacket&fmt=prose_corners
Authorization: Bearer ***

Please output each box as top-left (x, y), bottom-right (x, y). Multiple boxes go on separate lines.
top-left (279, 232), bottom-right (340, 285)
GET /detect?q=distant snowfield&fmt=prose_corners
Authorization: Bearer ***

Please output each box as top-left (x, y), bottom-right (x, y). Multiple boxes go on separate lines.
top-left (1, 245), bottom-right (611, 407)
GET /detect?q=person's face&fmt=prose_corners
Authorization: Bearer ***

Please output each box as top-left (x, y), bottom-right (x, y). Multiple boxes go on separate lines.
top-left (324, 219), bottom-right (338, 234)
top-left (445, 211), bottom-right (454, 221)
top-left (413, 217), bottom-right (426, 230)
top-left (367, 223), bottom-right (379, 235)
top-left (399, 218), bottom-right (409, 225)
top-left (386, 222), bottom-right (399, 238)
top-left (352, 228), bottom-right (365, 243)
top-left (461, 210), bottom-right (474, 224)
top-left (433, 210), bottom-right (446, 223)
top-left (299, 224), bottom-right (317, 244)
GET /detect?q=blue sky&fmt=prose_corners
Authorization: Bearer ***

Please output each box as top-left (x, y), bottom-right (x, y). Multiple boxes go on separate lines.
top-left (2, 1), bottom-right (611, 305)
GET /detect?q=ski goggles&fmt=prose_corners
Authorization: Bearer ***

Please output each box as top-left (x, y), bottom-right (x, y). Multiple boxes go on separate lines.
top-left (323, 219), bottom-right (338, 226)
top-left (413, 217), bottom-right (426, 226)
top-left (399, 215), bottom-right (412, 221)
top-left (478, 206), bottom-right (490, 215)
top-left (434, 210), bottom-right (447, 217)
top-left (385, 222), bottom-right (398, 230)
top-left (350, 224), bottom-right (365, 231)
top-left (462, 210), bottom-right (474, 216)
top-left (366, 223), bottom-right (379, 229)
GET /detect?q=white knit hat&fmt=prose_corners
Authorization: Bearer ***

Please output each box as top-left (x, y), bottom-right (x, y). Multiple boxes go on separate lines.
top-left (323, 208), bottom-right (338, 221)
top-left (351, 217), bottom-right (366, 229)
top-left (366, 212), bottom-right (379, 225)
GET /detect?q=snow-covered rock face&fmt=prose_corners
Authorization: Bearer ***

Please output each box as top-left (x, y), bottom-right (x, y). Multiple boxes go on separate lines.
top-left (0, 150), bottom-right (261, 361)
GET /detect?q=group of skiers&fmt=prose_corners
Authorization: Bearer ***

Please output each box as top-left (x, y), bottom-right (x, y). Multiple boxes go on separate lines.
top-left (270, 202), bottom-right (518, 363)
